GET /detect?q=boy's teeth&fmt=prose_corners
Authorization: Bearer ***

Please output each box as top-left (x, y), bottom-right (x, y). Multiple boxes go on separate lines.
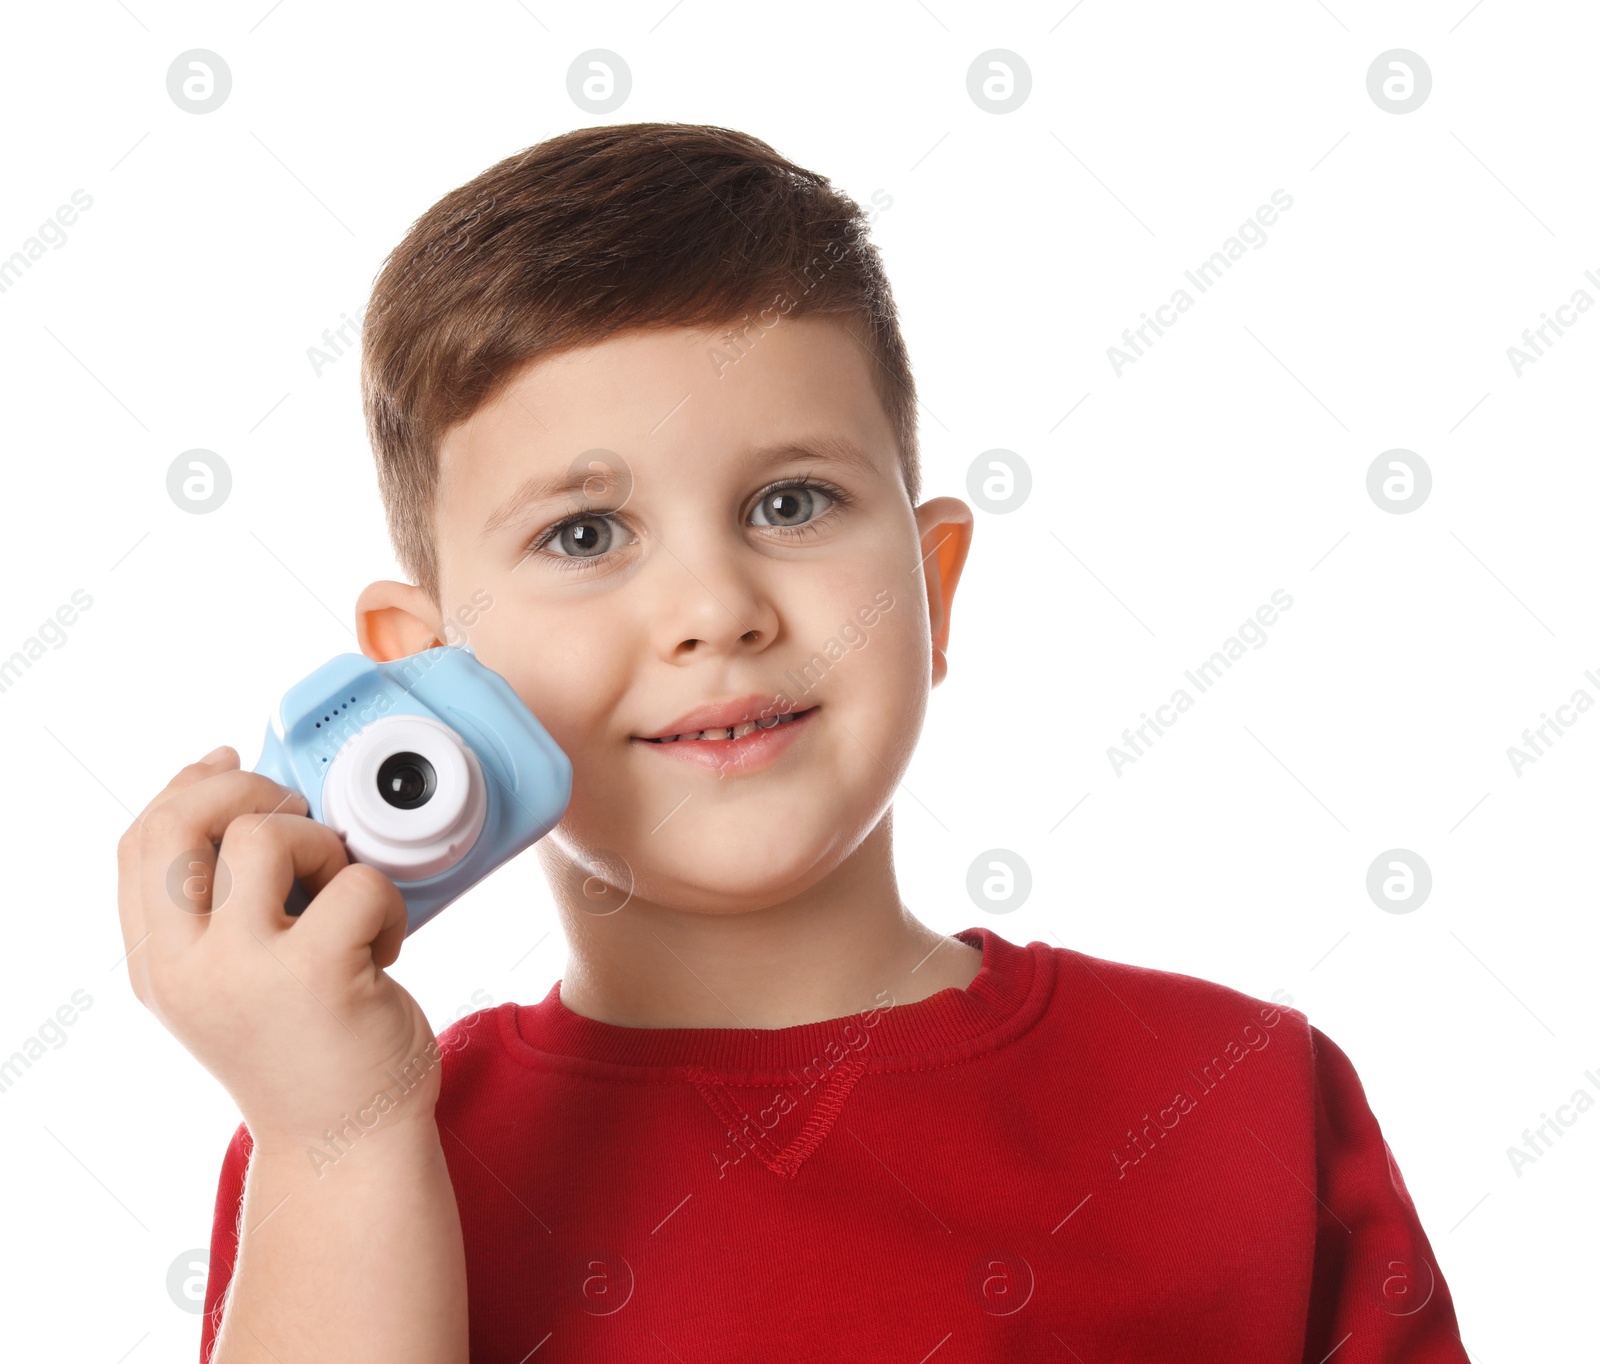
top-left (655, 710), bottom-right (805, 742)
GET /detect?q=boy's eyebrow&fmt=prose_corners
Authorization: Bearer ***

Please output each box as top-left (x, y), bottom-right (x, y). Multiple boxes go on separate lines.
top-left (480, 435), bottom-right (879, 539)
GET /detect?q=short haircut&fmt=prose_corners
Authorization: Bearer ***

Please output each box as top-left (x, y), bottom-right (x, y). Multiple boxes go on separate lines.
top-left (360, 121), bottom-right (920, 602)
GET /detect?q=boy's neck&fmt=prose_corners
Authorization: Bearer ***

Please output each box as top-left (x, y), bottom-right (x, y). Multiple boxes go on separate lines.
top-left (540, 821), bottom-right (984, 1031)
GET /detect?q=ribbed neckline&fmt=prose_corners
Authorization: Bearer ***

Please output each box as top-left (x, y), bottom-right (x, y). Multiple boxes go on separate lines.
top-left (496, 925), bottom-right (1054, 1079)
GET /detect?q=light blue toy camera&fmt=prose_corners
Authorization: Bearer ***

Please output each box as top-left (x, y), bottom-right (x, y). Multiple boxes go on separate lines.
top-left (251, 646), bottom-right (571, 936)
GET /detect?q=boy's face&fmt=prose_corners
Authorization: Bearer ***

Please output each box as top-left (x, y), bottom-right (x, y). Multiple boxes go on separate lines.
top-left (357, 314), bottom-right (972, 915)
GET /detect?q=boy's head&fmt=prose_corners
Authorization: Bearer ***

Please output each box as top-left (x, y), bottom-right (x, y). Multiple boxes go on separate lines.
top-left (354, 123), bottom-right (972, 918)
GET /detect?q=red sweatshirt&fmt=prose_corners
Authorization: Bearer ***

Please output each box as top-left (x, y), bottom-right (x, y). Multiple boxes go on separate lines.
top-left (200, 926), bottom-right (1470, 1361)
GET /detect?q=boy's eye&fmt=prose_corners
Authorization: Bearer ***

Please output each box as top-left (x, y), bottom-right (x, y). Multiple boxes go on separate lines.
top-left (527, 477), bottom-right (848, 569)
top-left (543, 517), bottom-right (618, 561)
top-left (749, 482), bottom-right (835, 530)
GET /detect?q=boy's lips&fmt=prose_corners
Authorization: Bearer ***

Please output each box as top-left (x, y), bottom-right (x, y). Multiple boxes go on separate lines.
top-left (634, 694), bottom-right (817, 741)
top-left (631, 704), bottom-right (820, 773)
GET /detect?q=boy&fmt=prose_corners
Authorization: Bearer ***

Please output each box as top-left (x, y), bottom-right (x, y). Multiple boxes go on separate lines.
top-left (115, 123), bottom-right (1471, 1361)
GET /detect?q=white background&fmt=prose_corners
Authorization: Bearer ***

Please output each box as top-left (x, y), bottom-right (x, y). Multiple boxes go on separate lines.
top-left (1, 0), bottom-right (1593, 1357)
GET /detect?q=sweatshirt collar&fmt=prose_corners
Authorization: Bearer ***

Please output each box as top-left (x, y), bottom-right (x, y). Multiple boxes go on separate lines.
top-left (498, 925), bottom-right (1053, 1078)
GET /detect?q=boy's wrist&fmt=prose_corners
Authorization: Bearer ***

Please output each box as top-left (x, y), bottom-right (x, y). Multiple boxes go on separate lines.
top-left (245, 1105), bottom-right (447, 1175)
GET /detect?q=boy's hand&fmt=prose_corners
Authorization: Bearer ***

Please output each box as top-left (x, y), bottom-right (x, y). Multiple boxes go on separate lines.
top-left (116, 746), bottom-right (445, 1156)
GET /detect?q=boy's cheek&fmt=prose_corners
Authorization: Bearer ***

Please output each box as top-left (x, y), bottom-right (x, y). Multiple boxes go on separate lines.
top-left (503, 679), bottom-right (585, 749)
top-left (496, 665), bottom-right (618, 761)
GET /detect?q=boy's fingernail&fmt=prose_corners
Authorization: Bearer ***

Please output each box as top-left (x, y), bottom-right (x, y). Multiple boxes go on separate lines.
top-left (202, 745), bottom-right (234, 763)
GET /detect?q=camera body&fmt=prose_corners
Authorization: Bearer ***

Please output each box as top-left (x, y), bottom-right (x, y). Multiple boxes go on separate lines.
top-left (252, 646), bottom-right (571, 936)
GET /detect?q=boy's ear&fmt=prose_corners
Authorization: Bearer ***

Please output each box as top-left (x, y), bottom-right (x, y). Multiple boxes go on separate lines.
top-left (912, 497), bottom-right (974, 687)
top-left (354, 580), bottom-right (445, 662)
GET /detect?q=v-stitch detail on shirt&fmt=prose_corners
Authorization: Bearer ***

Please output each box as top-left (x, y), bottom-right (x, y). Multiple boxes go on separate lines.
top-left (685, 1058), bottom-right (867, 1180)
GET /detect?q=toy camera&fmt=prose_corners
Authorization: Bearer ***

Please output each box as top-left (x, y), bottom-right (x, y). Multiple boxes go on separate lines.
top-left (250, 645), bottom-right (571, 936)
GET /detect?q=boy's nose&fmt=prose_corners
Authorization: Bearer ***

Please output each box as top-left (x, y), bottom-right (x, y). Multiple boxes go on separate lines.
top-left (642, 543), bottom-right (781, 663)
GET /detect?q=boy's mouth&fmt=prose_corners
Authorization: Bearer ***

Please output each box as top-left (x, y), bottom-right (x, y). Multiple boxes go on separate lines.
top-left (637, 705), bottom-right (819, 744)
top-left (631, 704), bottom-right (821, 773)
top-left (631, 692), bottom-right (823, 774)
top-left (633, 692), bottom-right (821, 744)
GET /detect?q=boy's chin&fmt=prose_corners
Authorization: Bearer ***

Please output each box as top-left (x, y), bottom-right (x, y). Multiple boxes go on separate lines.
top-left (622, 838), bottom-right (844, 908)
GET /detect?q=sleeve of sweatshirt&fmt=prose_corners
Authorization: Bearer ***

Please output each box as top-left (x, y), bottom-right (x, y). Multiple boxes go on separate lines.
top-left (199, 1120), bottom-right (253, 1364)
top-left (1300, 1025), bottom-right (1472, 1363)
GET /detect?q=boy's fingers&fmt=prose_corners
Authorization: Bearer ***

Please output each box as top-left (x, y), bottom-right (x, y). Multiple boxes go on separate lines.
top-left (115, 827), bottom-right (155, 1002)
top-left (213, 811), bottom-right (351, 937)
top-left (116, 747), bottom-right (243, 996)
top-left (133, 747), bottom-right (241, 832)
top-left (136, 769), bottom-right (309, 957)
top-left (295, 861), bottom-right (409, 966)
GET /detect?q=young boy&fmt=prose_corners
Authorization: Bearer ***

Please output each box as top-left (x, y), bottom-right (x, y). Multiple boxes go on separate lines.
top-left (115, 123), bottom-right (1471, 1362)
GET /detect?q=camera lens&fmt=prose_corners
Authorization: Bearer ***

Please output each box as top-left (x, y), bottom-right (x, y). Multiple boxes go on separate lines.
top-left (321, 714), bottom-right (487, 882)
top-left (377, 751), bottom-right (437, 810)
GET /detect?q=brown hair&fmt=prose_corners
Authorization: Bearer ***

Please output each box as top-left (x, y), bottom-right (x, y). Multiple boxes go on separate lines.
top-left (360, 121), bottom-right (919, 602)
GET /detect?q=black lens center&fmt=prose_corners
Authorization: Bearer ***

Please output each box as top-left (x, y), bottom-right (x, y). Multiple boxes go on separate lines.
top-left (377, 751), bottom-right (437, 810)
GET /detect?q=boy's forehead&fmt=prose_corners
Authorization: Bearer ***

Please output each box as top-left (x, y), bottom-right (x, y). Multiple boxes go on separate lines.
top-left (436, 314), bottom-right (894, 509)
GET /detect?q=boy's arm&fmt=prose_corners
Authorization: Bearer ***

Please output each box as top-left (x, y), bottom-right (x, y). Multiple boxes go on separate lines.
top-left (111, 747), bottom-right (469, 1363)
top-left (1301, 1025), bottom-right (1471, 1363)
top-left (200, 1117), bottom-right (468, 1364)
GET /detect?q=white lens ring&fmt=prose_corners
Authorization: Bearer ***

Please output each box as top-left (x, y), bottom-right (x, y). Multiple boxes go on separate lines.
top-left (322, 714), bottom-right (487, 881)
